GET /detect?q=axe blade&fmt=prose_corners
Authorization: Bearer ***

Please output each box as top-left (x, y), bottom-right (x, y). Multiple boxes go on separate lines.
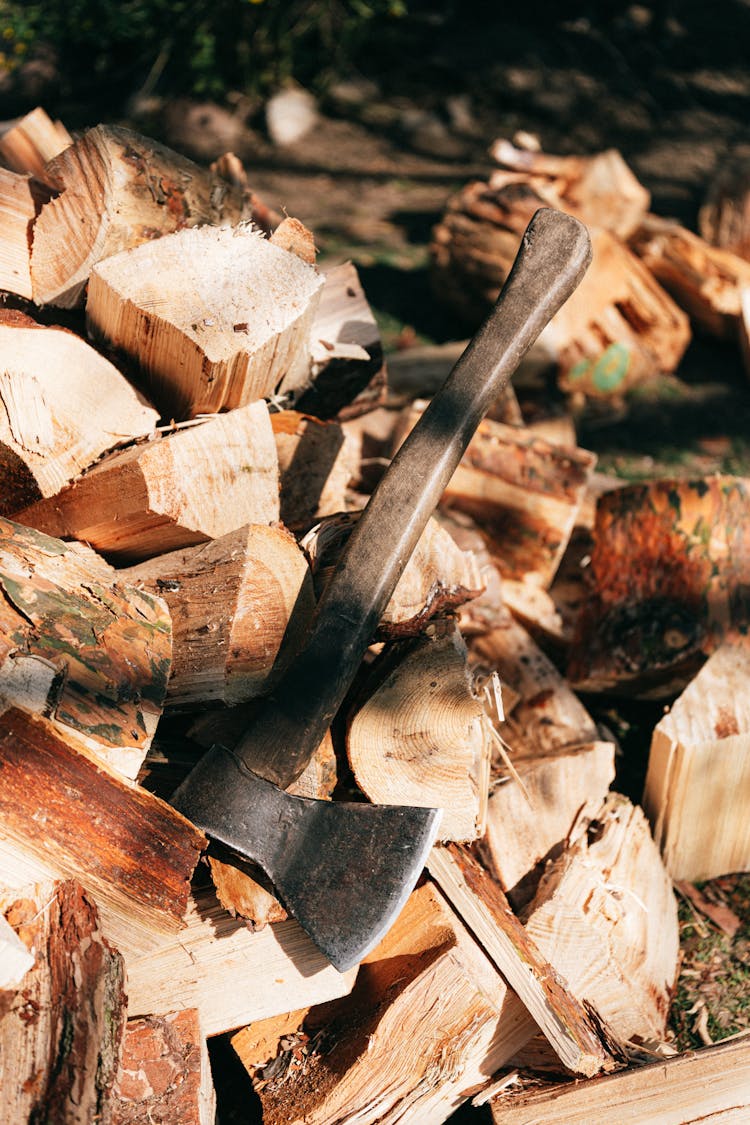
top-left (171, 743), bottom-right (442, 971)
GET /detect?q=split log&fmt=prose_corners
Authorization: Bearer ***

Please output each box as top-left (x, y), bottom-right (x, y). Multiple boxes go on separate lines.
top-left (271, 410), bottom-right (358, 532)
top-left (347, 623), bottom-right (490, 842)
top-left (699, 148), bottom-right (750, 261)
top-left (0, 517), bottom-right (171, 778)
top-left (470, 618), bottom-right (614, 902)
top-left (427, 844), bottom-right (618, 1076)
top-left (302, 510), bottom-right (484, 637)
top-left (0, 879), bottom-right (126, 1125)
top-left (121, 523), bottom-right (314, 709)
top-left (87, 223), bottom-right (325, 419)
top-left (113, 1010), bottom-right (215, 1125)
top-left (0, 106), bottom-right (72, 179)
top-left (630, 214), bottom-right (750, 338)
top-left (644, 640), bottom-right (750, 881)
top-left (521, 793), bottom-right (679, 1045)
top-left (244, 882), bottom-right (537, 1124)
top-left (0, 169), bottom-right (50, 298)
top-left (15, 400), bottom-right (280, 564)
top-left (30, 124), bottom-right (250, 308)
top-left (396, 405), bottom-right (596, 588)
top-left (0, 707), bottom-right (205, 955)
top-left (435, 509), bottom-right (506, 635)
top-left (0, 312), bottom-right (159, 516)
top-left (209, 150), bottom-right (284, 234)
top-left (568, 475), bottom-right (750, 696)
top-left (124, 883), bottom-right (356, 1036)
top-left (490, 1035), bottom-right (750, 1124)
top-left (489, 139), bottom-right (651, 240)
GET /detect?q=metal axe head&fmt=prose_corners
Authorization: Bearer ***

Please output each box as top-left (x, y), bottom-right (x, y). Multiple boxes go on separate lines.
top-left (171, 743), bottom-right (441, 971)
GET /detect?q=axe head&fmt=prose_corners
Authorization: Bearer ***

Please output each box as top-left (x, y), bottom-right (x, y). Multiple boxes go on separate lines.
top-left (171, 743), bottom-right (442, 972)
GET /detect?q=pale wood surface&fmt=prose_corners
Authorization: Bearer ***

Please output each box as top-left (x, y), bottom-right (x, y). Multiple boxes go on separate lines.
top-left (0, 106), bottom-right (72, 179)
top-left (16, 401), bottom-right (280, 563)
top-left (0, 170), bottom-right (48, 299)
top-left (271, 409), bottom-right (358, 531)
top-left (87, 223), bottom-right (324, 419)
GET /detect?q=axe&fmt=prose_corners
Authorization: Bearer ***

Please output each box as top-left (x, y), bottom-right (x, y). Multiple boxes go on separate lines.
top-left (171, 208), bottom-right (592, 971)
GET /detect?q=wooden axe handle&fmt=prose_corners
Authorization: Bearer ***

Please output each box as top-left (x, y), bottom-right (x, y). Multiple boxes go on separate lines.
top-left (237, 207), bottom-right (592, 788)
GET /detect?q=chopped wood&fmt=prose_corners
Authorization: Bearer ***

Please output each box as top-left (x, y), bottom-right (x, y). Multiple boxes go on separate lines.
top-left (347, 623), bottom-right (490, 842)
top-left (209, 150), bottom-right (284, 233)
top-left (0, 905), bottom-right (34, 988)
top-left (87, 223), bottom-right (324, 419)
top-left (490, 1034), bottom-right (750, 1124)
top-left (0, 169), bottom-right (50, 299)
top-left (643, 640), bottom-right (750, 881)
top-left (0, 707), bottom-right (205, 955)
top-left (0, 314), bottom-right (159, 515)
top-left (15, 400), bottom-right (280, 564)
top-left (124, 883), bottom-right (356, 1036)
top-left (435, 509), bottom-right (506, 635)
top-left (0, 517), bottom-right (171, 778)
top-left (396, 406), bottom-right (596, 588)
top-left (489, 140), bottom-right (650, 240)
top-left (470, 618), bottom-right (614, 901)
top-left (522, 793), bottom-right (680, 1044)
top-left (269, 215), bottom-right (317, 264)
top-left (699, 148), bottom-right (750, 261)
top-left (0, 106), bottom-right (72, 179)
top-left (427, 843), bottom-right (619, 1076)
top-left (122, 523), bottom-right (314, 709)
top-left (271, 410), bottom-right (358, 532)
top-left (113, 1010), bottom-right (216, 1125)
top-left (246, 882), bottom-right (537, 1124)
top-left (302, 510), bottom-right (484, 637)
top-left (630, 214), bottom-right (750, 338)
top-left (30, 124), bottom-right (250, 308)
top-left (0, 879), bottom-right (126, 1125)
top-left (568, 475), bottom-right (750, 696)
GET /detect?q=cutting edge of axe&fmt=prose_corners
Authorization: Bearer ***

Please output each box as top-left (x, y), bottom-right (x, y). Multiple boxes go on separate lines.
top-left (171, 207), bottom-right (593, 972)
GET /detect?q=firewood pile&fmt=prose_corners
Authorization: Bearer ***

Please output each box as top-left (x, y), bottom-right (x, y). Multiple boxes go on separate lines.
top-left (0, 106), bottom-right (749, 1123)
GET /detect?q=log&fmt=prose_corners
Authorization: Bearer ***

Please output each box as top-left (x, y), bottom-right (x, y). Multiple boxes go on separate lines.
top-left (699, 148), bottom-right (750, 261)
top-left (124, 883), bottom-right (357, 1036)
top-left (271, 410), bottom-right (358, 532)
top-left (30, 124), bottom-right (250, 308)
top-left (643, 640), bottom-right (750, 881)
top-left (121, 523), bottom-right (314, 709)
top-left (427, 844), bottom-right (619, 1076)
top-left (568, 475), bottom-right (750, 696)
top-left (0, 106), bottom-right (72, 179)
top-left (470, 618), bottom-right (614, 902)
top-left (522, 793), bottom-right (680, 1044)
top-left (630, 214), bottom-right (750, 339)
top-left (113, 1010), bottom-right (216, 1125)
top-left (490, 1035), bottom-right (750, 1124)
top-left (87, 223), bottom-right (325, 419)
top-left (435, 509), bottom-right (506, 636)
top-left (244, 882), bottom-right (538, 1124)
top-left (348, 623), bottom-right (490, 842)
top-left (0, 706), bottom-right (205, 955)
top-left (302, 510), bottom-right (484, 637)
top-left (15, 400), bottom-right (280, 564)
top-left (0, 169), bottom-right (50, 299)
top-left (0, 904), bottom-right (34, 988)
top-left (0, 312), bottom-right (159, 516)
top-left (0, 879), bottom-right (126, 1125)
top-left (0, 516), bottom-right (171, 778)
top-left (396, 406), bottom-right (596, 588)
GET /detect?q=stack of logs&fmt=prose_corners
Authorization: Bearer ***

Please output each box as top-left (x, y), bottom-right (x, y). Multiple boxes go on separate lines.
top-left (0, 107), bottom-right (748, 1123)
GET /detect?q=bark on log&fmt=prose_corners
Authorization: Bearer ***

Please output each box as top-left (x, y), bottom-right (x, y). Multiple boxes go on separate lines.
top-left (347, 624), bottom-right (490, 842)
top-left (0, 169), bottom-right (50, 298)
top-left (0, 313), bottom-right (159, 516)
top-left (113, 1010), bottom-right (216, 1125)
top-left (245, 882), bottom-right (537, 1124)
top-left (87, 223), bottom-right (324, 419)
top-left (0, 707), bottom-right (205, 955)
top-left (271, 410), bottom-right (358, 532)
top-left (644, 640), bottom-right (750, 881)
top-left (0, 879), bottom-right (126, 1125)
top-left (122, 523), bottom-right (314, 709)
top-left (568, 475), bottom-right (750, 697)
top-left (630, 214), bottom-right (750, 339)
top-left (0, 106), bottom-right (72, 179)
top-left (30, 124), bottom-right (250, 308)
top-left (0, 516), bottom-right (171, 778)
top-left (15, 400), bottom-right (280, 564)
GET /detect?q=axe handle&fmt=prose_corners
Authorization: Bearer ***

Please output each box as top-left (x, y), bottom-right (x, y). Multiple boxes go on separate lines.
top-left (236, 207), bottom-right (592, 788)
